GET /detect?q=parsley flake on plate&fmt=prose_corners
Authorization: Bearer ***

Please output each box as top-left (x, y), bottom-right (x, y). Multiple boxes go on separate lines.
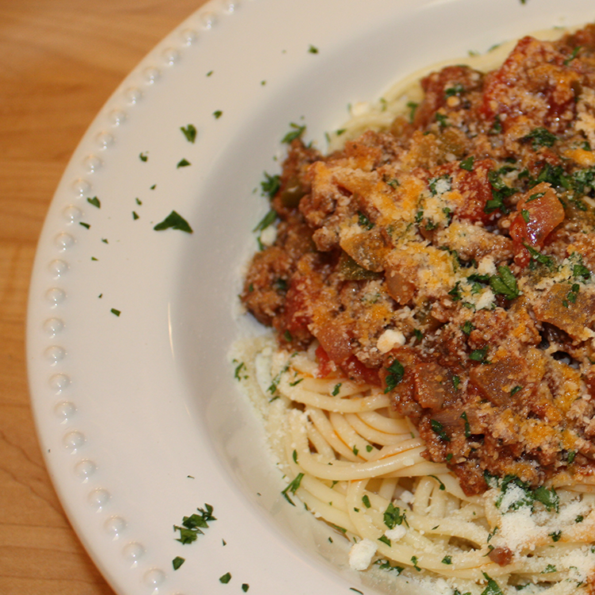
top-left (154, 210), bottom-right (193, 233)
top-left (180, 124), bottom-right (197, 143)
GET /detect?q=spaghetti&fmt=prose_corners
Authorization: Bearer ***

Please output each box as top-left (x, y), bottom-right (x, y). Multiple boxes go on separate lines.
top-left (236, 23), bottom-right (595, 594)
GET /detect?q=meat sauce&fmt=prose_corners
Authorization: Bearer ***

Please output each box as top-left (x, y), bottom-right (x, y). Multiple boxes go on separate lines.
top-left (241, 25), bottom-right (595, 496)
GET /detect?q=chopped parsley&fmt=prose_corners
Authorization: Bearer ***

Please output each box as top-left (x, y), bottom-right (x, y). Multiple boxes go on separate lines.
top-left (242, 584), bottom-right (250, 592)
top-left (154, 210), bottom-right (193, 233)
top-left (253, 209), bottom-right (277, 232)
top-left (481, 572), bottom-right (504, 595)
top-left (542, 564), bottom-right (557, 574)
top-left (442, 555), bottom-right (452, 565)
top-left (384, 359), bottom-right (405, 393)
top-left (510, 385), bottom-right (523, 396)
top-left (469, 346), bottom-right (489, 363)
top-left (87, 196), bottom-right (100, 208)
top-left (445, 84), bottom-right (465, 97)
top-left (80, 222), bottom-right (90, 229)
top-left (460, 156), bottom-right (475, 171)
top-left (523, 242), bottom-right (555, 269)
top-left (282, 122), bottom-right (306, 143)
top-left (411, 555), bottom-right (421, 571)
top-left (378, 535), bottom-right (391, 546)
top-left (430, 419), bottom-right (450, 442)
top-left (549, 530), bottom-right (562, 542)
top-left (219, 572), bottom-right (232, 584)
top-left (485, 169), bottom-right (516, 213)
top-left (261, 172), bottom-right (281, 198)
top-left (180, 124), bottom-right (197, 143)
top-left (461, 411), bottom-right (471, 438)
top-left (533, 485), bottom-right (560, 512)
top-left (573, 263), bottom-right (591, 280)
top-left (523, 127), bottom-right (558, 150)
top-left (375, 559), bottom-right (404, 574)
top-left (281, 473), bottom-right (304, 506)
top-left (110, 308), bottom-right (121, 317)
top-left (435, 112), bottom-right (449, 130)
top-left (407, 101), bottom-right (418, 123)
top-left (489, 115), bottom-right (502, 135)
top-left (172, 556), bottom-right (185, 570)
top-left (174, 503), bottom-right (216, 544)
top-left (564, 46), bottom-right (582, 65)
top-left (177, 158), bottom-right (191, 168)
top-left (332, 383), bottom-right (342, 396)
top-left (430, 475), bottom-right (446, 490)
top-left (132, 211), bottom-right (139, 220)
top-left (489, 265), bottom-right (519, 300)
top-left (358, 211), bottom-right (374, 230)
top-left (461, 320), bottom-right (474, 335)
top-left (308, 44), bottom-right (319, 54)
top-left (139, 152), bottom-right (148, 162)
top-left (213, 110), bottom-right (223, 119)
top-left (362, 495), bottom-right (371, 508)
top-left (384, 502), bottom-right (407, 529)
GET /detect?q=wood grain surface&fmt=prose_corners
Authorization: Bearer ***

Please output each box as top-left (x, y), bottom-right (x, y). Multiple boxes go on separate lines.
top-left (0, 2), bottom-right (207, 593)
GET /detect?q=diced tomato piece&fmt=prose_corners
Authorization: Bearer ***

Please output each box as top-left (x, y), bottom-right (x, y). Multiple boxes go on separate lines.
top-left (341, 356), bottom-right (381, 386)
top-left (509, 183), bottom-right (565, 267)
top-left (315, 345), bottom-right (337, 378)
top-left (430, 159), bottom-right (496, 223)
top-left (480, 36), bottom-right (579, 133)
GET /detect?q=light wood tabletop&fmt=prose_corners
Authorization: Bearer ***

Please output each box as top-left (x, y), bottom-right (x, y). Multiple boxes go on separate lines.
top-left (0, 2), bottom-right (208, 593)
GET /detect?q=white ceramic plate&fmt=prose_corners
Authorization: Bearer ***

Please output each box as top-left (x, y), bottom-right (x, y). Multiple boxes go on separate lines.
top-left (27, 1), bottom-right (595, 594)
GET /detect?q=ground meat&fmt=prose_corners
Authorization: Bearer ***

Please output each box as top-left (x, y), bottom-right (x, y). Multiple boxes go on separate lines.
top-left (241, 24), bottom-right (595, 496)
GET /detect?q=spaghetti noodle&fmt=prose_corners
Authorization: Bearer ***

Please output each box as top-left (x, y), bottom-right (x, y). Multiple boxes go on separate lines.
top-left (235, 23), bottom-right (595, 594)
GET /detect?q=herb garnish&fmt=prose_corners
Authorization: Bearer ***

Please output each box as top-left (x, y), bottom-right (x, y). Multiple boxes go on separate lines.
top-left (375, 559), bottom-right (404, 574)
top-left (384, 359), bottom-right (405, 393)
top-left (523, 127), bottom-right (558, 149)
top-left (407, 101), bottom-right (418, 123)
top-left (461, 412), bottom-right (471, 438)
top-left (281, 473), bottom-right (304, 506)
top-left (489, 265), bottom-right (519, 300)
top-left (308, 44), bottom-right (319, 54)
top-left (384, 502), bottom-right (407, 529)
top-left (460, 156), bottom-right (475, 171)
top-left (253, 210), bottom-right (277, 235)
top-left (180, 124), bottom-right (197, 143)
top-left (481, 572), bottom-right (504, 595)
top-left (87, 196), bottom-right (100, 208)
top-left (154, 210), bottom-right (193, 233)
top-left (219, 572), bottom-right (232, 584)
top-left (469, 346), bottom-right (489, 363)
top-left (213, 110), bottom-right (223, 119)
top-left (430, 419), bottom-right (450, 442)
top-left (174, 503), bottom-right (216, 545)
top-left (261, 172), bottom-right (281, 198)
top-left (177, 158), bottom-right (191, 168)
top-left (111, 308), bottom-right (121, 317)
top-left (282, 122), bottom-right (306, 143)
top-left (172, 556), bottom-right (185, 570)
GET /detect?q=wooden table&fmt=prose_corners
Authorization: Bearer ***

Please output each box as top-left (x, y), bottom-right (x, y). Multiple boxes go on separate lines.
top-left (0, 2), bottom-right (207, 593)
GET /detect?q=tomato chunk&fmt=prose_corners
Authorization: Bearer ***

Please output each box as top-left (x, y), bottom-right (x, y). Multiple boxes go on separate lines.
top-left (509, 183), bottom-right (565, 267)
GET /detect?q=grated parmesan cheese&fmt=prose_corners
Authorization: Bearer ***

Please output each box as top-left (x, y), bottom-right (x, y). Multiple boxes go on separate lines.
top-left (349, 538), bottom-right (378, 571)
